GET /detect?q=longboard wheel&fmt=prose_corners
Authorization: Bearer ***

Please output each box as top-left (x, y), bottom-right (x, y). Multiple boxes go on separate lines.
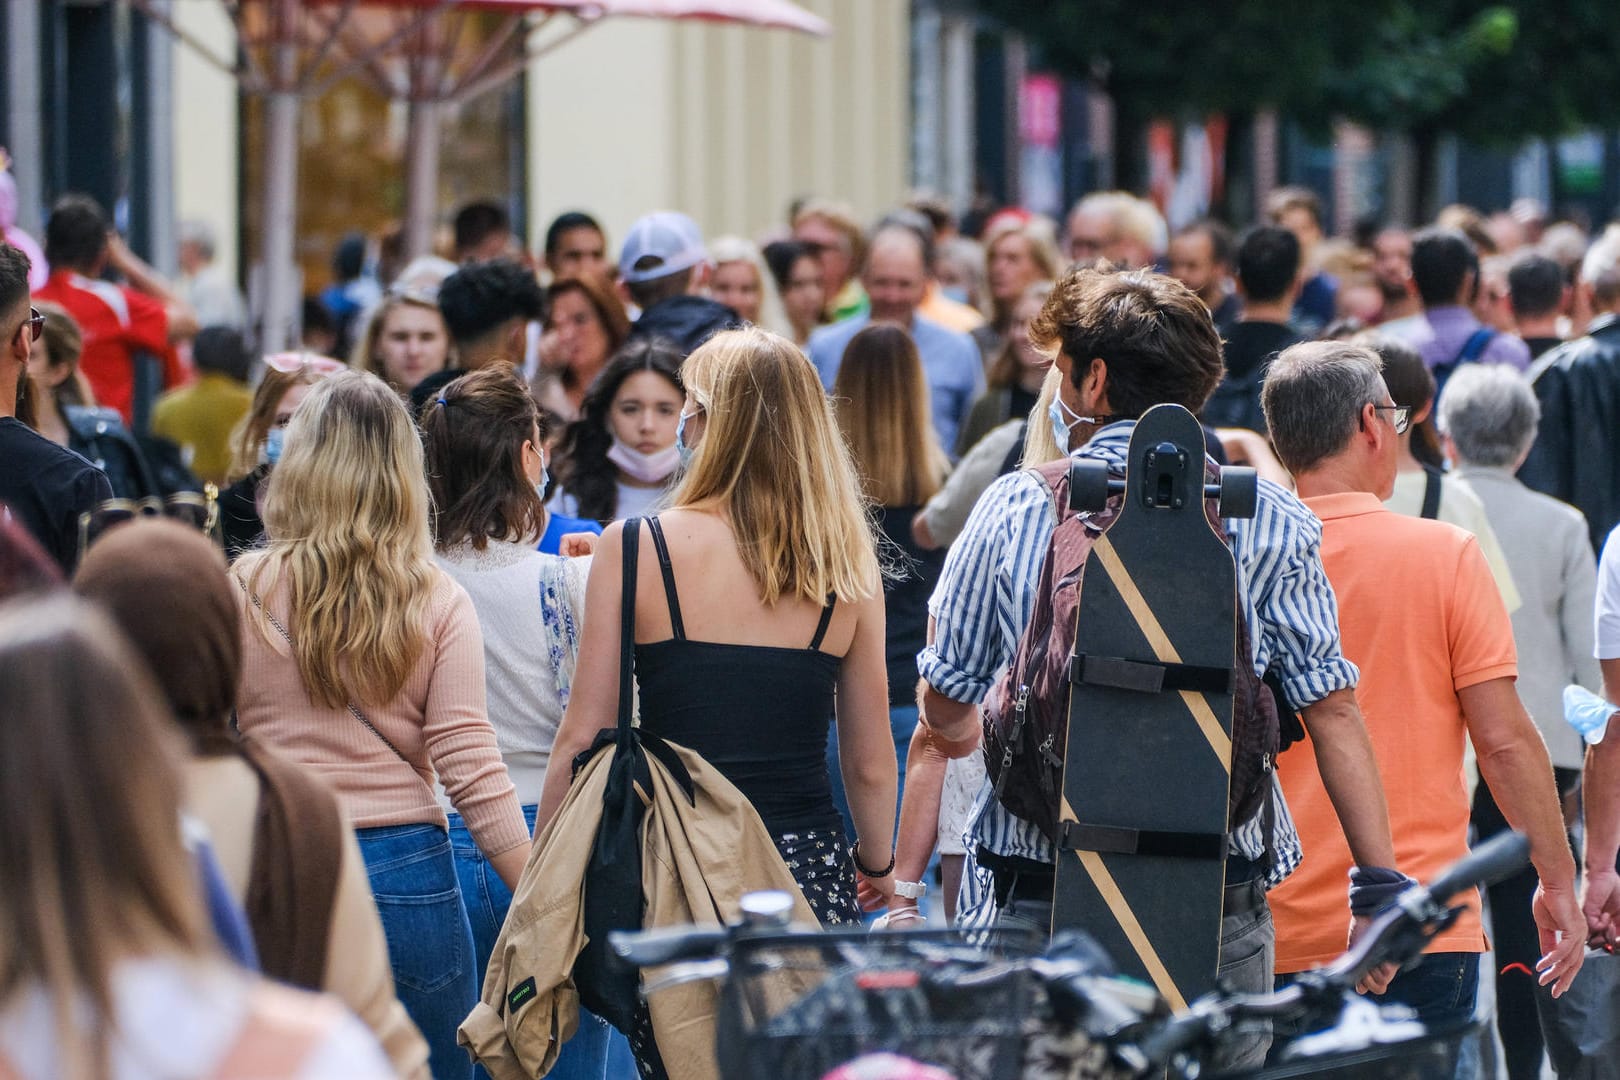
top-left (1218, 467), bottom-right (1259, 519)
top-left (1069, 458), bottom-right (1113, 512)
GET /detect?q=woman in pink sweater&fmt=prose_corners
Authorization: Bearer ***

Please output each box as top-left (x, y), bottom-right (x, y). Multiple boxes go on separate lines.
top-left (232, 370), bottom-right (528, 1080)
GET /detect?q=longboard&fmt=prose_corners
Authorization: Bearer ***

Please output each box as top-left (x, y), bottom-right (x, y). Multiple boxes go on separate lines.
top-left (1051, 403), bottom-right (1253, 1011)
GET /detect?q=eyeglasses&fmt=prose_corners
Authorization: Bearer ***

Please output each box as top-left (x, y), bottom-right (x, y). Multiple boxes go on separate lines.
top-left (79, 486), bottom-right (220, 557)
top-left (1371, 404), bottom-right (1411, 435)
top-left (13, 307), bottom-right (44, 346)
top-left (263, 351), bottom-right (347, 377)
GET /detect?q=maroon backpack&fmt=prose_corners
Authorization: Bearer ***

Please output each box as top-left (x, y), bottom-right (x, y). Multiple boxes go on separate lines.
top-left (981, 459), bottom-right (1279, 846)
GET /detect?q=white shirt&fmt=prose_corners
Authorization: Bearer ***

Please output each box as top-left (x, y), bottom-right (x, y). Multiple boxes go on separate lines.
top-left (435, 539), bottom-right (589, 803)
top-left (0, 958), bottom-right (392, 1079)
top-left (548, 480), bottom-right (669, 523)
top-left (1594, 525), bottom-right (1620, 661)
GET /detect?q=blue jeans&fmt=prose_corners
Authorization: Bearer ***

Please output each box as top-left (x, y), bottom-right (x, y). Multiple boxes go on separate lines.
top-left (357, 823), bottom-right (478, 1080)
top-left (826, 704), bottom-right (919, 842)
top-left (446, 809), bottom-right (638, 1080)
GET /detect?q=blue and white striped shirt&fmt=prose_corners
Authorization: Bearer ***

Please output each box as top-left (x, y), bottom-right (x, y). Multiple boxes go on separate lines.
top-left (918, 422), bottom-right (1360, 887)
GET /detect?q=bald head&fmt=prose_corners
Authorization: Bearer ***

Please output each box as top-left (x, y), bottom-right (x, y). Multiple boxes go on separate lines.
top-left (863, 226), bottom-right (929, 325)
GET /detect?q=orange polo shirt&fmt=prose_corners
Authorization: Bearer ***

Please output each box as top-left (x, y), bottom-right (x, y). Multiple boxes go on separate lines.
top-left (1270, 492), bottom-right (1514, 973)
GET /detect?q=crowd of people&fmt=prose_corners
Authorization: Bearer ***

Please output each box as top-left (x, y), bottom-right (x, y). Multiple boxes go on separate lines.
top-left (1, 173), bottom-right (1620, 1080)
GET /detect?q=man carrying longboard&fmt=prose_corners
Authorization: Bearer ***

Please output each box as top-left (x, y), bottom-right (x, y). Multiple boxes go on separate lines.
top-left (903, 267), bottom-right (1399, 1072)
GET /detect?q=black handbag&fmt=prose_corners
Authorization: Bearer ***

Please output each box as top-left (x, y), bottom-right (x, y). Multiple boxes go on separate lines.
top-left (571, 518), bottom-right (693, 1035)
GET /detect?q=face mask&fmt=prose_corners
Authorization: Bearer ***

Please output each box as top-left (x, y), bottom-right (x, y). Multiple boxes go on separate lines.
top-left (607, 439), bottom-right (681, 484)
top-left (676, 409), bottom-right (698, 469)
top-left (260, 426), bottom-right (286, 467)
top-left (537, 459), bottom-right (550, 501)
top-left (941, 285), bottom-right (970, 305)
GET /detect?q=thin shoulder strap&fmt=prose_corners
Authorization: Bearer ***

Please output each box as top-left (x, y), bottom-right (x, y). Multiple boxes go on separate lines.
top-left (809, 593), bottom-right (838, 651)
top-left (1421, 466), bottom-right (1443, 520)
top-left (645, 515), bottom-right (686, 640)
top-left (618, 519), bottom-right (641, 740)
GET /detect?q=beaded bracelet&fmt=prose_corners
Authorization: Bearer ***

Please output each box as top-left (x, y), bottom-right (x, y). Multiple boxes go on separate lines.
top-left (852, 840), bottom-right (896, 879)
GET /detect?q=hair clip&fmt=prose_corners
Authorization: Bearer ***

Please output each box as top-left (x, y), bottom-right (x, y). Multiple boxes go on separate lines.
top-left (436, 397), bottom-right (449, 407)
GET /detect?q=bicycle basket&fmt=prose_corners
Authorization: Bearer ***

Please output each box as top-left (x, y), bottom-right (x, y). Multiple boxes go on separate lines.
top-left (716, 927), bottom-right (1041, 1080)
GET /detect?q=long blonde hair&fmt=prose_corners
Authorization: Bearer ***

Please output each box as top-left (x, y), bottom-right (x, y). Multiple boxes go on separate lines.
top-left (672, 327), bottom-right (881, 606)
top-left (245, 370), bottom-right (437, 709)
top-left (831, 324), bottom-right (949, 507)
top-left (1020, 364), bottom-right (1068, 468)
top-left (0, 597), bottom-right (208, 1079)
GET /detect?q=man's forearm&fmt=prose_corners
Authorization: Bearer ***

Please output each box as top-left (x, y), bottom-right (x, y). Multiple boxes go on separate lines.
top-left (1460, 680), bottom-right (1578, 888)
top-left (1300, 688), bottom-right (1397, 868)
top-left (1586, 739), bottom-right (1620, 876)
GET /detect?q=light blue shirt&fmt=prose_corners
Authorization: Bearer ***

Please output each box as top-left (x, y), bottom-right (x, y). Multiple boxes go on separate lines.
top-left (920, 421), bottom-right (1361, 886)
top-left (808, 313), bottom-right (985, 459)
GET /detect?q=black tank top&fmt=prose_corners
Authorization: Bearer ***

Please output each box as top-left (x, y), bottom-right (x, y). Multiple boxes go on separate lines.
top-left (633, 517), bottom-right (844, 838)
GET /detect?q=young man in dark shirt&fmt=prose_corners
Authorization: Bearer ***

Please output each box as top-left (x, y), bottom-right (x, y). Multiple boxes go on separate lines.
top-left (0, 243), bottom-right (112, 572)
top-left (1203, 225), bottom-right (1304, 435)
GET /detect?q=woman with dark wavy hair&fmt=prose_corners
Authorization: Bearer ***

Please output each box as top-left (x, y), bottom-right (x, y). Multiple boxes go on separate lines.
top-left (547, 338), bottom-right (684, 526)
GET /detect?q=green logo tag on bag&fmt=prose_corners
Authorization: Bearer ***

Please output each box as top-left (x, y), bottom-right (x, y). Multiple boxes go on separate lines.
top-left (507, 976), bottom-right (538, 1012)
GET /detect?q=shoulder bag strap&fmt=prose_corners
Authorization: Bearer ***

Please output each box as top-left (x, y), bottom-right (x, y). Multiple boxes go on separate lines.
top-left (236, 576), bottom-right (411, 768)
top-left (1456, 326), bottom-right (1496, 366)
top-left (618, 518), bottom-right (641, 744)
top-left (1421, 466), bottom-right (1444, 520)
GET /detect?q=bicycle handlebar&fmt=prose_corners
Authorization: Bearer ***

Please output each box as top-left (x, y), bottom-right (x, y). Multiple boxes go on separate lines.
top-left (610, 925), bottom-right (729, 967)
top-left (1425, 831), bottom-right (1530, 905)
top-left (1136, 831), bottom-right (1531, 1071)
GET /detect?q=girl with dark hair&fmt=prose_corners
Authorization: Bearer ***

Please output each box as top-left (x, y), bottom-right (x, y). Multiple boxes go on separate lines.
top-left (956, 281), bottom-right (1055, 455)
top-left (548, 339), bottom-right (685, 526)
top-left (420, 364), bottom-right (628, 1078)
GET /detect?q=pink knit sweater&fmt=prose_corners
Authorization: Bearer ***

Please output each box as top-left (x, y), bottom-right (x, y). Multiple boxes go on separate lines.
top-left (231, 555), bottom-right (529, 857)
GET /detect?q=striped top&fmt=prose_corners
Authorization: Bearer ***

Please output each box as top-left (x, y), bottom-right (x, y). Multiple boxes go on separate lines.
top-left (919, 421), bottom-right (1360, 885)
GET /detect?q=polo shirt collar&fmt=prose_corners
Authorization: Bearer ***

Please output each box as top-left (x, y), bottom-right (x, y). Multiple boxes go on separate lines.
top-left (1302, 491), bottom-right (1385, 520)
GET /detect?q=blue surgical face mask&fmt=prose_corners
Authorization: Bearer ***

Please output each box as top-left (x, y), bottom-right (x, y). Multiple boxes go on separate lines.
top-left (1048, 396), bottom-right (1089, 453)
top-left (676, 409), bottom-right (699, 469)
top-left (941, 285), bottom-right (970, 305)
top-left (261, 426), bottom-right (286, 467)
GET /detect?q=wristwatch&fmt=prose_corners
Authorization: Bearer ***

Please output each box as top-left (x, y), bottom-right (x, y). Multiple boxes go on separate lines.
top-left (892, 879), bottom-right (927, 900)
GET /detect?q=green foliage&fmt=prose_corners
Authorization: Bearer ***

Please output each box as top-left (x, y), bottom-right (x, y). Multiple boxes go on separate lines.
top-left (978, 0), bottom-right (1618, 141)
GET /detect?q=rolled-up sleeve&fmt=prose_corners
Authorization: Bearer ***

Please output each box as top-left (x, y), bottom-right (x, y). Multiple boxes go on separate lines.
top-left (918, 471), bottom-right (1054, 705)
top-left (1237, 483), bottom-right (1360, 707)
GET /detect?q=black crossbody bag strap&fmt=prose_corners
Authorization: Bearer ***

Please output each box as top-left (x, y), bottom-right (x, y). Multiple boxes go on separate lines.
top-left (617, 518), bottom-right (641, 746)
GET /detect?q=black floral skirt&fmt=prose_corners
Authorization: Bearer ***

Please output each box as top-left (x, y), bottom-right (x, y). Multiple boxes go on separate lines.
top-left (773, 826), bottom-right (863, 928)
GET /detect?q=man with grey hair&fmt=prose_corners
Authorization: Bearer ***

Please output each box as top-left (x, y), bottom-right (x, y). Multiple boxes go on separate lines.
top-left (1521, 224), bottom-right (1620, 554)
top-left (1260, 340), bottom-right (1584, 1057)
top-left (1438, 363), bottom-right (1598, 1077)
top-left (176, 219), bottom-right (246, 333)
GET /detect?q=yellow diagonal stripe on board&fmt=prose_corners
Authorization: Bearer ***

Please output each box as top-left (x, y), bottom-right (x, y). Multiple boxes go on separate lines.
top-left (1063, 829), bottom-right (1189, 1011)
top-left (1089, 535), bottom-right (1232, 769)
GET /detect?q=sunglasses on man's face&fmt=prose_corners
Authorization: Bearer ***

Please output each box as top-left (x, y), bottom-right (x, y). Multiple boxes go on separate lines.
top-left (13, 308), bottom-right (44, 347)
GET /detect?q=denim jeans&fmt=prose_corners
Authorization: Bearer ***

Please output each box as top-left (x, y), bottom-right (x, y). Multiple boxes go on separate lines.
top-left (825, 704), bottom-right (920, 842)
top-left (446, 808), bottom-right (638, 1080)
top-left (996, 881), bottom-right (1275, 1073)
top-left (357, 823), bottom-right (478, 1080)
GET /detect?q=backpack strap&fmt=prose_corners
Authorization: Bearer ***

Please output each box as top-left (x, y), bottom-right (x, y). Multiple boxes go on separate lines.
top-left (1420, 466), bottom-right (1444, 520)
top-left (1455, 326), bottom-right (1496, 367)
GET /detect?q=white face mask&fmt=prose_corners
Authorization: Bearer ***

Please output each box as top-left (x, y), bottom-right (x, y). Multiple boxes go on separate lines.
top-left (1048, 395), bottom-right (1102, 453)
top-left (607, 438), bottom-right (681, 484)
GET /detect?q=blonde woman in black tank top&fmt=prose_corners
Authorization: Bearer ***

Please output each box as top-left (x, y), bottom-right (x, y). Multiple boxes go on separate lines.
top-left (537, 328), bottom-right (898, 927)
